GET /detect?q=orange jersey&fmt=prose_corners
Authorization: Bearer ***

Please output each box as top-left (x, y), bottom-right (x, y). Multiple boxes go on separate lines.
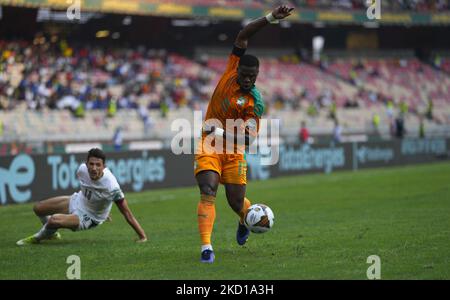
top-left (195, 51), bottom-right (264, 183)
top-left (205, 53), bottom-right (264, 132)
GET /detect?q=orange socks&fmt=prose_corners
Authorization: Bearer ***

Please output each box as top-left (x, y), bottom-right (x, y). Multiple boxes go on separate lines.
top-left (238, 197), bottom-right (252, 224)
top-left (198, 196), bottom-right (251, 246)
top-left (198, 194), bottom-right (216, 246)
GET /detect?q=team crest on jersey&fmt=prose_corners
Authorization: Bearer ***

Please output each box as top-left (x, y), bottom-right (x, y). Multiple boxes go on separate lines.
top-left (237, 97), bottom-right (247, 106)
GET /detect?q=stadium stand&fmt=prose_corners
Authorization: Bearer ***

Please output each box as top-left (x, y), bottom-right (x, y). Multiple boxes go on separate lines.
top-left (207, 56), bottom-right (359, 108)
top-left (1, 37), bottom-right (450, 144)
top-left (139, 0), bottom-right (450, 11)
top-left (326, 57), bottom-right (450, 107)
top-left (0, 40), bottom-right (215, 112)
top-left (437, 57), bottom-right (450, 74)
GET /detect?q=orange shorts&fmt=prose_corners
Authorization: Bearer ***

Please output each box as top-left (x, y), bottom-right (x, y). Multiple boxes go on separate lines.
top-left (194, 153), bottom-right (247, 185)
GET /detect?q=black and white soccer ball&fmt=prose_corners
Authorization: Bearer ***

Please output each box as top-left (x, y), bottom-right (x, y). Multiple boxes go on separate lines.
top-left (244, 204), bottom-right (275, 234)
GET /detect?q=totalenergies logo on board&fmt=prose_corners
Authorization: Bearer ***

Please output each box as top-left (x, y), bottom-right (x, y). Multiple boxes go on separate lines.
top-left (0, 154), bottom-right (35, 205)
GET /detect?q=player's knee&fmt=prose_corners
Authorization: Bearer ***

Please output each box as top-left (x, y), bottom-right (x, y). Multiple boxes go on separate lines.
top-left (199, 183), bottom-right (218, 197)
top-left (33, 202), bottom-right (44, 216)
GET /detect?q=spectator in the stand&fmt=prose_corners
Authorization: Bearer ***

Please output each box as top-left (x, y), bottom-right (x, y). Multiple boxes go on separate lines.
top-left (354, 60), bottom-right (364, 70)
top-left (46, 142), bottom-right (54, 154)
top-left (160, 100), bottom-right (169, 118)
top-left (0, 40), bottom-right (215, 114)
top-left (400, 100), bottom-right (409, 115)
top-left (386, 100), bottom-right (395, 119)
top-left (299, 121), bottom-right (310, 144)
top-left (395, 114), bottom-right (405, 139)
top-left (344, 98), bottom-right (359, 108)
top-left (113, 126), bottom-right (123, 151)
top-left (307, 100), bottom-right (319, 117)
top-left (74, 102), bottom-right (85, 118)
top-left (138, 104), bottom-right (152, 135)
top-left (9, 142), bottom-right (19, 155)
top-left (369, 66), bottom-right (380, 78)
top-left (268, 0), bottom-right (449, 11)
top-left (419, 116), bottom-right (425, 138)
top-left (333, 119), bottom-right (342, 143)
top-left (426, 98), bottom-right (433, 120)
top-left (433, 55), bottom-right (442, 69)
top-left (328, 100), bottom-right (337, 120)
top-left (107, 98), bottom-right (117, 118)
top-left (369, 91), bottom-right (378, 103)
top-left (372, 113), bottom-right (380, 134)
top-left (389, 116), bottom-right (396, 138)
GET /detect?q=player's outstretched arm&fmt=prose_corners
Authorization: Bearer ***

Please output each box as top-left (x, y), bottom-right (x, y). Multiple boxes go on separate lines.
top-left (115, 198), bottom-right (147, 242)
top-left (235, 5), bottom-right (294, 49)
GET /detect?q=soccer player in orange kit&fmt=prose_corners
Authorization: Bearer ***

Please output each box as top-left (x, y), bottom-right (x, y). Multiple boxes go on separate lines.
top-left (194, 5), bottom-right (294, 263)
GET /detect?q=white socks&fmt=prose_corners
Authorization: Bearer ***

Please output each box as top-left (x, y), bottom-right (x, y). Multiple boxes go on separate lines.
top-left (34, 222), bottom-right (57, 241)
top-left (201, 244), bottom-right (213, 252)
top-left (39, 216), bottom-right (49, 225)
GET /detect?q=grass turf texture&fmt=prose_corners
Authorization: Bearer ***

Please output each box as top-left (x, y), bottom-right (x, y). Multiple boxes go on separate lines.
top-left (0, 162), bottom-right (449, 279)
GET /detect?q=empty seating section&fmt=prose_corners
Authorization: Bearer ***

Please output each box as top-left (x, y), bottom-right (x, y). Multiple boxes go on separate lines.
top-left (327, 58), bottom-right (450, 107)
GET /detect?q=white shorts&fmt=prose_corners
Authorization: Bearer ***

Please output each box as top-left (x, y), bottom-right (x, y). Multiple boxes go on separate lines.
top-left (69, 193), bottom-right (102, 231)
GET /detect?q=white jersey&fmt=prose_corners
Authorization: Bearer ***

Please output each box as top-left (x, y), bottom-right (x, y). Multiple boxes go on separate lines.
top-left (75, 163), bottom-right (124, 222)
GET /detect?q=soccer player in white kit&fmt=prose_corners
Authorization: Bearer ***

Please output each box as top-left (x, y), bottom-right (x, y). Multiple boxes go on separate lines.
top-left (16, 148), bottom-right (147, 245)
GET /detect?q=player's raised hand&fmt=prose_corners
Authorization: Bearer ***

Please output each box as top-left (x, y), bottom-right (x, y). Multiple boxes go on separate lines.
top-left (272, 5), bottom-right (294, 20)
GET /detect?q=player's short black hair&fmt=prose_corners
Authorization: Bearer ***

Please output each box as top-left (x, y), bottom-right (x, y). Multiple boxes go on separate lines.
top-left (87, 148), bottom-right (106, 164)
top-left (239, 54), bottom-right (259, 68)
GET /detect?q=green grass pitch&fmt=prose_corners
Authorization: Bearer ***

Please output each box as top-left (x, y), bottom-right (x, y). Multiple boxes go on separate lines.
top-left (0, 162), bottom-right (449, 279)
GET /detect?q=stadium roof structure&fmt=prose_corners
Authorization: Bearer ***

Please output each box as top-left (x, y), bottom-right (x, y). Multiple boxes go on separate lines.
top-left (1, 0), bottom-right (450, 26)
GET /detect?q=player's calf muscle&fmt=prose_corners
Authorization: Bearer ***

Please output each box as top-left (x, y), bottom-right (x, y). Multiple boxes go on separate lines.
top-left (47, 214), bottom-right (78, 229)
top-left (227, 198), bottom-right (244, 213)
top-left (46, 215), bottom-right (67, 228)
top-left (46, 215), bottom-right (61, 228)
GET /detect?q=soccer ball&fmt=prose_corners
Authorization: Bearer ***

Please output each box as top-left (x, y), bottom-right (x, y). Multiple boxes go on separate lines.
top-left (244, 204), bottom-right (275, 233)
